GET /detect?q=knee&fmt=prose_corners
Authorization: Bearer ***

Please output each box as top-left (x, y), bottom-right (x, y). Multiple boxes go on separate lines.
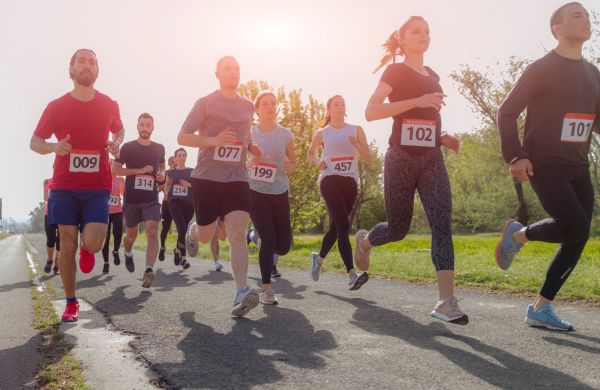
top-left (228, 227), bottom-right (247, 242)
top-left (83, 236), bottom-right (104, 253)
top-left (564, 225), bottom-right (590, 245)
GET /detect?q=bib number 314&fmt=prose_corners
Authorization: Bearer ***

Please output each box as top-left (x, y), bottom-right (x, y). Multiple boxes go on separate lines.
top-left (561, 113), bottom-right (595, 143)
top-left (134, 175), bottom-right (155, 191)
top-left (401, 119), bottom-right (436, 147)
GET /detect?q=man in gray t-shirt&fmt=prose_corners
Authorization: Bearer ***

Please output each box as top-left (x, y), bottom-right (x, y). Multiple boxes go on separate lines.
top-left (178, 56), bottom-right (262, 317)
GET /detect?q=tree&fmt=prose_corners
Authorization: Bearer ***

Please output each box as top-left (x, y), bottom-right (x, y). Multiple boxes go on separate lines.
top-left (29, 201), bottom-right (45, 233)
top-left (351, 140), bottom-right (384, 230)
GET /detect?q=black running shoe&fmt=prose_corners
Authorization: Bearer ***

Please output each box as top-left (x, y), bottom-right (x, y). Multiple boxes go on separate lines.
top-left (113, 250), bottom-right (121, 265)
top-left (158, 247), bottom-right (165, 261)
top-left (53, 266), bottom-right (59, 275)
top-left (44, 260), bottom-right (53, 274)
top-left (102, 262), bottom-right (109, 274)
top-left (181, 258), bottom-right (191, 270)
top-left (173, 249), bottom-right (181, 266)
top-left (125, 253), bottom-right (135, 273)
top-left (271, 265), bottom-right (282, 278)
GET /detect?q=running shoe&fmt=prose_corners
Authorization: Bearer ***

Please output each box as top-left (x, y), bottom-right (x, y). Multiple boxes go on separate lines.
top-left (185, 221), bottom-right (199, 257)
top-left (53, 266), bottom-right (59, 275)
top-left (272, 265), bottom-right (282, 278)
top-left (181, 258), bottom-right (191, 270)
top-left (431, 296), bottom-right (469, 325)
top-left (102, 262), bottom-right (109, 274)
top-left (44, 260), bottom-right (53, 274)
top-left (260, 289), bottom-right (278, 305)
top-left (158, 247), bottom-right (166, 261)
top-left (215, 259), bottom-right (224, 271)
top-left (79, 247), bottom-right (95, 274)
top-left (310, 252), bottom-right (322, 281)
top-left (525, 304), bottom-right (574, 331)
top-left (231, 287), bottom-right (259, 317)
top-left (142, 269), bottom-right (155, 288)
top-left (354, 229), bottom-right (371, 271)
top-left (174, 249), bottom-right (181, 266)
top-left (495, 219), bottom-right (524, 270)
top-left (348, 272), bottom-right (369, 291)
top-left (113, 250), bottom-right (121, 265)
top-left (61, 301), bottom-right (79, 322)
top-left (125, 253), bottom-right (135, 273)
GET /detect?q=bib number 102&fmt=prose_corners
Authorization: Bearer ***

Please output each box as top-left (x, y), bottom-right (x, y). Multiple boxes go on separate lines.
top-left (401, 119), bottom-right (436, 147)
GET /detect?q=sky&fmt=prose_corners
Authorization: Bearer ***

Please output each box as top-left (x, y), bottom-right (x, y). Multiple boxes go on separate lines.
top-left (1, 0), bottom-right (599, 221)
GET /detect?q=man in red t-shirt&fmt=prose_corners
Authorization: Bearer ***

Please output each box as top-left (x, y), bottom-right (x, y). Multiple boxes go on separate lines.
top-left (30, 48), bottom-right (124, 322)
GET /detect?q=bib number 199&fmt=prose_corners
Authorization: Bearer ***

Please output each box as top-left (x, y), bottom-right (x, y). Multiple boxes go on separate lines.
top-left (249, 162), bottom-right (277, 183)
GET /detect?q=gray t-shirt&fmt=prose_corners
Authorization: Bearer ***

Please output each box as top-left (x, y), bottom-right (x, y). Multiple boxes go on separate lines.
top-left (180, 90), bottom-right (254, 182)
top-left (249, 125), bottom-right (292, 195)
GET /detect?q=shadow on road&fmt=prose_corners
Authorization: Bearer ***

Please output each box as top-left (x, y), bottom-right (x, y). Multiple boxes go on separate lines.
top-left (0, 280), bottom-right (33, 293)
top-left (194, 270), bottom-right (234, 285)
top-left (154, 307), bottom-right (336, 389)
top-left (316, 291), bottom-right (593, 390)
top-left (150, 268), bottom-right (196, 292)
top-left (77, 275), bottom-right (115, 289)
top-left (0, 335), bottom-right (42, 389)
top-left (248, 276), bottom-right (308, 301)
top-left (543, 333), bottom-right (600, 356)
top-left (93, 286), bottom-right (152, 317)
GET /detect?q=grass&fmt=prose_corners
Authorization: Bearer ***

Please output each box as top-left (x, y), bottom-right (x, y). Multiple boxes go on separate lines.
top-left (0, 233), bottom-right (11, 241)
top-left (134, 232), bottom-right (600, 303)
top-left (26, 240), bottom-right (88, 390)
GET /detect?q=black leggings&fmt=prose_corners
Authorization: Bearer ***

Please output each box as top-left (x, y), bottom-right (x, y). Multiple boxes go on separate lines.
top-left (102, 213), bottom-right (123, 262)
top-left (368, 147), bottom-right (454, 271)
top-left (160, 200), bottom-right (172, 248)
top-left (44, 215), bottom-right (60, 251)
top-left (526, 164), bottom-right (594, 301)
top-left (319, 175), bottom-right (358, 273)
top-left (169, 200), bottom-right (195, 257)
top-left (250, 190), bottom-right (292, 284)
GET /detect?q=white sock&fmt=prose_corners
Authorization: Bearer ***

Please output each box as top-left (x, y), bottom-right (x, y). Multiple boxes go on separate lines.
top-left (125, 250), bottom-right (133, 257)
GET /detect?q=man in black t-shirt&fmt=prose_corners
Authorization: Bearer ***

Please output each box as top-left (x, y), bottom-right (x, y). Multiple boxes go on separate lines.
top-left (496, 2), bottom-right (600, 331)
top-left (113, 112), bottom-right (166, 287)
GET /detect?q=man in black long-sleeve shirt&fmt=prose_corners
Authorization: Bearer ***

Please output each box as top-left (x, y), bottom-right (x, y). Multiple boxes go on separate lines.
top-left (495, 2), bottom-right (600, 331)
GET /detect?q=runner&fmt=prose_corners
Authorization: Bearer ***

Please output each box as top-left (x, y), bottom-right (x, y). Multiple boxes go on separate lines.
top-left (248, 91), bottom-right (296, 304)
top-left (158, 156), bottom-right (176, 261)
top-left (30, 48), bottom-right (124, 322)
top-left (356, 17), bottom-right (468, 325)
top-left (210, 218), bottom-right (226, 271)
top-left (178, 56), bottom-right (263, 317)
top-left (101, 159), bottom-right (125, 274)
top-left (307, 95), bottom-right (372, 290)
top-left (43, 178), bottom-right (60, 275)
top-left (164, 148), bottom-right (194, 270)
top-left (113, 113), bottom-right (165, 288)
top-left (496, 2), bottom-right (600, 331)
top-left (247, 227), bottom-right (281, 277)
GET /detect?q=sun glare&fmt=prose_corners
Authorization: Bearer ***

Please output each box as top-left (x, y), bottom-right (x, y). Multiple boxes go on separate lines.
top-left (254, 22), bottom-right (294, 45)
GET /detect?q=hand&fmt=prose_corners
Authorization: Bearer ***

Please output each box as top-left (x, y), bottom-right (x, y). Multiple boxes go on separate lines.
top-left (510, 159), bottom-right (534, 182)
top-left (54, 134), bottom-right (72, 156)
top-left (285, 160), bottom-right (297, 174)
top-left (138, 165), bottom-right (153, 175)
top-left (156, 173), bottom-right (165, 183)
top-left (318, 160), bottom-right (327, 170)
top-left (248, 143), bottom-right (262, 161)
top-left (416, 92), bottom-right (446, 111)
top-left (106, 140), bottom-right (120, 158)
top-left (214, 128), bottom-right (237, 147)
top-left (179, 179), bottom-right (192, 188)
top-left (441, 133), bottom-right (460, 152)
top-left (348, 136), bottom-right (358, 148)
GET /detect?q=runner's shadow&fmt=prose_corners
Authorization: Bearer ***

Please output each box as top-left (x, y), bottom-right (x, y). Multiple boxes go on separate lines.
top-left (0, 334), bottom-right (43, 389)
top-left (77, 274), bottom-right (115, 289)
top-left (94, 286), bottom-right (151, 317)
top-left (151, 268), bottom-right (196, 292)
top-left (153, 308), bottom-right (336, 389)
top-left (0, 280), bottom-right (33, 292)
top-left (316, 291), bottom-right (593, 390)
top-left (248, 276), bottom-right (307, 300)
top-left (543, 333), bottom-right (600, 355)
top-left (194, 270), bottom-right (234, 285)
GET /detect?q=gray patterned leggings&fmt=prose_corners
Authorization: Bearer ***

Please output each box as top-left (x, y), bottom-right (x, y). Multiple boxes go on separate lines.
top-left (368, 147), bottom-right (454, 271)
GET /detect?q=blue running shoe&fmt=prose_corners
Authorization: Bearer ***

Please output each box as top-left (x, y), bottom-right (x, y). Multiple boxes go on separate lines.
top-left (525, 304), bottom-right (574, 331)
top-left (495, 219), bottom-right (524, 270)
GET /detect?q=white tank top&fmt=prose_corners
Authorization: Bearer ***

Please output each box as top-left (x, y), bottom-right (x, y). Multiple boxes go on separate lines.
top-left (318, 123), bottom-right (359, 183)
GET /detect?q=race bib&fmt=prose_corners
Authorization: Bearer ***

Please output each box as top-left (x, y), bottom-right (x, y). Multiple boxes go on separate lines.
top-left (561, 113), bottom-right (595, 143)
top-left (249, 162), bottom-right (277, 183)
top-left (108, 196), bottom-right (120, 206)
top-left (172, 184), bottom-right (188, 197)
top-left (214, 142), bottom-right (243, 162)
top-left (401, 119), bottom-right (436, 147)
top-left (69, 149), bottom-right (100, 173)
top-left (331, 156), bottom-right (357, 174)
top-left (134, 175), bottom-right (155, 191)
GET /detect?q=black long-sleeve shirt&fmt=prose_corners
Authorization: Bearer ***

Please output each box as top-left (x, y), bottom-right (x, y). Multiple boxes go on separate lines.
top-left (497, 50), bottom-right (600, 168)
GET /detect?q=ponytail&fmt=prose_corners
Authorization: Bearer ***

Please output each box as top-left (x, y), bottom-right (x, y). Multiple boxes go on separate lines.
top-left (373, 16), bottom-right (425, 73)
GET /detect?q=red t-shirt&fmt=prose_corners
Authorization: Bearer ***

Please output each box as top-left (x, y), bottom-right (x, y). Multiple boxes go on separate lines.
top-left (34, 91), bottom-right (123, 191)
top-left (109, 176), bottom-right (125, 214)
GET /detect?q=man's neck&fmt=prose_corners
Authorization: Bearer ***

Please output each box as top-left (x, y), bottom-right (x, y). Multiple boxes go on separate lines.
top-left (70, 84), bottom-right (95, 102)
top-left (136, 138), bottom-right (152, 146)
top-left (555, 39), bottom-right (584, 60)
top-left (219, 86), bottom-right (238, 99)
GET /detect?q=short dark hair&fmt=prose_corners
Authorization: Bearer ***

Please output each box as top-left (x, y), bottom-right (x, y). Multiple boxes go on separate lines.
top-left (137, 112), bottom-right (154, 124)
top-left (69, 48), bottom-right (97, 79)
top-left (174, 148), bottom-right (187, 157)
top-left (550, 2), bottom-right (582, 38)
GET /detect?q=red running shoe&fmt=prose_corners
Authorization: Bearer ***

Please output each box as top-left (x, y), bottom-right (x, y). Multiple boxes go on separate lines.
top-left (79, 247), bottom-right (95, 273)
top-left (61, 301), bottom-right (79, 322)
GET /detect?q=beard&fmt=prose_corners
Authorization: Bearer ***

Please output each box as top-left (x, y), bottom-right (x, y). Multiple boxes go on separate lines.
top-left (139, 131), bottom-right (151, 139)
top-left (74, 70), bottom-right (97, 87)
